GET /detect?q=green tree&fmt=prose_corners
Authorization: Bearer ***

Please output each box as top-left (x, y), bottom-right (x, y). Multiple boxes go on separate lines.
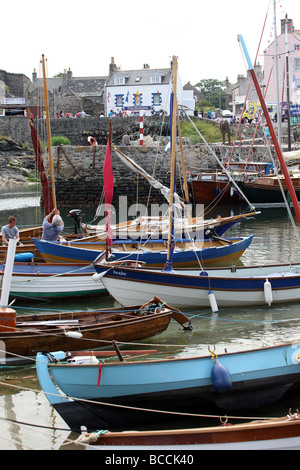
top-left (194, 79), bottom-right (226, 109)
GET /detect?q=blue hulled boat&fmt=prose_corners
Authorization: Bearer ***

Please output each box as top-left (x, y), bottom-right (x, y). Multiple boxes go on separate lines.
top-left (36, 341), bottom-right (300, 432)
top-left (33, 235), bottom-right (253, 267)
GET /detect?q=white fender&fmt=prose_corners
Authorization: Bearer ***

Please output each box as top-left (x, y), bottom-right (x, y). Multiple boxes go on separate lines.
top-left (291, 350), bottom-right (300, 364)
top-left (92, 271), bottom-right (108, 282)
top-left (64, 331), bottom-right (83, 339)
top-left (264, 279), bottom-right (273, 306)
top-left (208, 290), bottom-right (219, 313)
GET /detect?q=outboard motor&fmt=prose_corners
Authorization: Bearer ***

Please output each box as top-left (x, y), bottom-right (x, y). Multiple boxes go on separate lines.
top-left (205, 228), bottom-right (233, 245)
top-left (68, 209), bottom-right (85, 234)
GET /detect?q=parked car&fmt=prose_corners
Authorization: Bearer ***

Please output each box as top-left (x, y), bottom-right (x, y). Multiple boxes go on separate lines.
top-left (222, 110), bottom-right (233, 118)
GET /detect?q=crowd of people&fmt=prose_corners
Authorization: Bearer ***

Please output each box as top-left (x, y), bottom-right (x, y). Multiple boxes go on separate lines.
top-left (55, 110), bottom-right (86, 119)
top-left (194, 108), bottom-right (238, 123)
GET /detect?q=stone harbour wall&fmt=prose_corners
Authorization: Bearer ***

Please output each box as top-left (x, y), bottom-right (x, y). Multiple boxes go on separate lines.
top-left (50, 144), bottom-right (203, 208)
top-left (0, 116), bottom-right (277, 209)
top-left (0, 115), bottom-right (170, 146)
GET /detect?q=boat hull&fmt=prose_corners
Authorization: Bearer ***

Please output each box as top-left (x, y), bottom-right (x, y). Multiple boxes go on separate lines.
top-left (188, 179), bottom-right (241, 204)
top-left (1, 305), bottom-right (173, 366)
top-left (79, 417), bottom-right (300, 450)
top-left (239, 179), bottom-right (300, 204)
top-left (37, 342), bottom-right (300, 431)
top-left (33, 236), bottom-right (253, 267)
top-left (0, 263), bottom-right (106, 300)
top-left (93, 262), bottom-right (300, 308)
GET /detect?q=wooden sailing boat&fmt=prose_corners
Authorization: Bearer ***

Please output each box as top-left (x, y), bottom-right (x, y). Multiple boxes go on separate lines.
top-left (33, 64), bottom-right (255, 267)
top-left (92, 53), bottom-right (300, 310)
top-left (0, 297), bottom-right (187, 366)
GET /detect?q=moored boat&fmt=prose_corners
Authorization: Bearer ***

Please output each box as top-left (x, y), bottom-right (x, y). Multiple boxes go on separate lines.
top-left (92, 261), bottom-right (300, 309)
top-left (188, 162), bottom-right (273, 205)
top-left (0, 261), bottom-right (106, 300)
top-left (1, 297), bottom-right (187, 366)
top-left (36, 340), bottom-right (300, 432)
top-left (77, 413), bottom-right (300, 450)
top-left (33, 235), bottom-right (254, 266)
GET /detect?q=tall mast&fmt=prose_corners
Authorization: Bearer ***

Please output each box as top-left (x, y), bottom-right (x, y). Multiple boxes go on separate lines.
top-left (165, 56), bottom-right (178, 270)
top-left (42, 54), bottom-right (56, 210)
top-left (176, 101), bottom-right (192, 222)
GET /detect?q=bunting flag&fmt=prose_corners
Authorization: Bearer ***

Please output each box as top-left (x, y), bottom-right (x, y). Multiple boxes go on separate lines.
top-left (293, 74), bottom-right (298, 90)
top-left (125, 91), bottom-right (130, 103)
top-left (135, 90), bottom-right (139, 102)
top-left (107, 92), bottom-right (111, 103)
top-left (103, 138), bottom-right (114, 246)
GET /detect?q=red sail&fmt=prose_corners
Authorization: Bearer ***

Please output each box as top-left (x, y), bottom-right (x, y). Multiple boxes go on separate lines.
top-left (29, 119), bottom-right (53, 215)
top-left (103, 138), bottom-right (114, 246)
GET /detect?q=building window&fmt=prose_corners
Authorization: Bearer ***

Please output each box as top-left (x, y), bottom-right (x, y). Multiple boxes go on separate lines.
top-left (152, 92), bottom-right (162, 106)
top-left (150, 75), bottom-right (161, 84)
top-left (133, 92), bottom-right (142, 106)
top-left (115, 94), bottom-right (124, 107)
top-left (295, 58), bottom-right (300, 71)
top-left (114, 77), bottom-right (125, 85)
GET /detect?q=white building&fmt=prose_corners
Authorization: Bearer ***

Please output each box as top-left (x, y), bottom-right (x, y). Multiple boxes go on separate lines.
top-left (264, 17), bottom-right (300, 107)
top-left (105, 58), bottom-right (195, 117)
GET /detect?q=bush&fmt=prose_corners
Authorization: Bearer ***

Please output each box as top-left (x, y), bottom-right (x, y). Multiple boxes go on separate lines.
top-left (51, 136), bottom-right (70, 146)
top-left (180, 121), bottom-right (222, 144)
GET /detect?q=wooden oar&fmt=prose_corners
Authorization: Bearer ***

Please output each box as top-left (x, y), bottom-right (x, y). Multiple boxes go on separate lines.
top-left (164, 304), bottom-right (190, 326)
top-left (66, 350), bottom-right (158, 358)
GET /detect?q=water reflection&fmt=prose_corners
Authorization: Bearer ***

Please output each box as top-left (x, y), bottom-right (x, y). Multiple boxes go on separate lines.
top-left (0, 374), bottom-right (70, 450)
top-left (0, 184), bottom-right (43, 229)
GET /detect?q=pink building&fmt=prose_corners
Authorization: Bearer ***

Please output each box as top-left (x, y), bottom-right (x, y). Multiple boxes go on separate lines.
top-left (264, 18), bottom-right (300, 108)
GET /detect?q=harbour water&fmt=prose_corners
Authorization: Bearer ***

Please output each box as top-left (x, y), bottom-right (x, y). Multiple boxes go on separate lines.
top-left (1, 185), bottom-right (300, 450)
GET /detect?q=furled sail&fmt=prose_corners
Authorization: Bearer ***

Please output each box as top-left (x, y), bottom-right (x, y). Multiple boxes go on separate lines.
top-left (112, 145), bottom-right (185, 210)
top-left (28, 114), bottom-right (53, 215)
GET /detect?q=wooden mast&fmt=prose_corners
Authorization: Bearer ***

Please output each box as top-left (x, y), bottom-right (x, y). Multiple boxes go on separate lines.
top-left (41, 54), bottom-right (57, 211)
top-left (105, 119), bottom-right (113, 261)
top-left (165, 56), bottom-right (178, 269)
top-left (176, 101), bottom-right (192, 222)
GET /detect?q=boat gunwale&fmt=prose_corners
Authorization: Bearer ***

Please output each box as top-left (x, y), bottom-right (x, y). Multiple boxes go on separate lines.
top-left (90, 415), bottom-right (300, 440)
top-left (48, 339), bottom-right (300, 368)
top-left (98, 262), bottom-right (300, 284)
